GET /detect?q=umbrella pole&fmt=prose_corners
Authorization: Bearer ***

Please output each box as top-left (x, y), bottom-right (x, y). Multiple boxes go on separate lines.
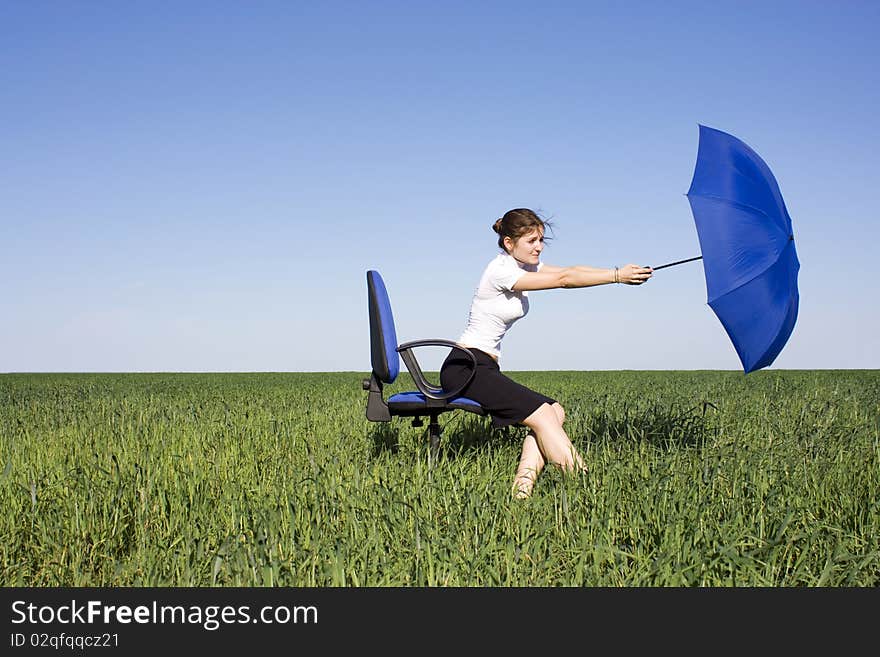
top-left (651, 255), bottom-right (702, 271)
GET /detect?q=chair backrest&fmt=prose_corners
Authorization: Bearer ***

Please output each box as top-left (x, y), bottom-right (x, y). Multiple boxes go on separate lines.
top-left (366, 270), bottom-right (399, 384)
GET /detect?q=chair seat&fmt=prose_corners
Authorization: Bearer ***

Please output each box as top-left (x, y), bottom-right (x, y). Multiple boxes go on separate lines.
top-left (388, 391), bottom-right (485, 416)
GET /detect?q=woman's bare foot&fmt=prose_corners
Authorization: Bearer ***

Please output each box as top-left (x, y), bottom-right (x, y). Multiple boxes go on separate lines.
top-left (511, 473), bottom-right (535, 499)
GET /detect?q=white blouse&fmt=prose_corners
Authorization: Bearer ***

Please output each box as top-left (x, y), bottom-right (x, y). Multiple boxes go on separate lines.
top-left (456, 253), bottom-right (542, 360)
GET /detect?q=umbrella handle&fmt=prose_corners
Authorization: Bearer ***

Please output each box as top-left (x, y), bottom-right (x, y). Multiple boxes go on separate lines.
top-left (651, 255), bottom-right (702, 271)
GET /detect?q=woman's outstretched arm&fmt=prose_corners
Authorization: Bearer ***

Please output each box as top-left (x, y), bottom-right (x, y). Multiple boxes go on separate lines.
top-left (513, 263), bottom-right (652, 291)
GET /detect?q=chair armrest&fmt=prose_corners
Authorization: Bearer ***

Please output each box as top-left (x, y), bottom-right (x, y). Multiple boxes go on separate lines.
top-left (396, 340), bottom-right (478, 401)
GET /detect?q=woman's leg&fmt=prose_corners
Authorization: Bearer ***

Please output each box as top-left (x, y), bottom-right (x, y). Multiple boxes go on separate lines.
top-left (512, 433), bottom-right (545, 498)
top-left (512, 403), bottom-right (578, 498)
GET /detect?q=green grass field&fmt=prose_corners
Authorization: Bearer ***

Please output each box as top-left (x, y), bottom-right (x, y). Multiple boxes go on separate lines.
top-left (1, 370), bottom-right (878, 586)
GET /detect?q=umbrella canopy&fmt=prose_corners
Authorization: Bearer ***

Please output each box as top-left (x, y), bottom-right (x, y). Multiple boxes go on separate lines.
top-left (686, 125), bottom-right (800, 373)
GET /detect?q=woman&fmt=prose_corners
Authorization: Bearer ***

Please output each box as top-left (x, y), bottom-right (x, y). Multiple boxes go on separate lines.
top-left (440, 208), bottom-right (652, 498)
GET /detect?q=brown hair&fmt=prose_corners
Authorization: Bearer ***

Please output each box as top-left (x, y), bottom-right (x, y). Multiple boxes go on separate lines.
top-left (492, 208), bottom-right (553, 253)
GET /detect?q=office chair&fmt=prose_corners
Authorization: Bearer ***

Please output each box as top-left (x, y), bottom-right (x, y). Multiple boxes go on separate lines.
top-left (362, 270), bottom-right (485, 450)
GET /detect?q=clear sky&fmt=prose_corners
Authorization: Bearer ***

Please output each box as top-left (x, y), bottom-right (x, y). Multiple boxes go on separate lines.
top-left (2, 1), bottom-right (878, 373)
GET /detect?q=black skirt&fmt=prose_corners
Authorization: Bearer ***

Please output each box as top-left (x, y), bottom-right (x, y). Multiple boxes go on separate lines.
top-left (440, 347), bottom-right (556, 428)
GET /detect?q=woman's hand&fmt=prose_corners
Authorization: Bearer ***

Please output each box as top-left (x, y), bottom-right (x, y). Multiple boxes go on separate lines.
top-left (618, 264), bottom-right (653, 285)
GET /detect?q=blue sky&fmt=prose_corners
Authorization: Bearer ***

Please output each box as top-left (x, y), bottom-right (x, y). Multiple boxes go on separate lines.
top-left (2, 1), bottom-right (878, 372)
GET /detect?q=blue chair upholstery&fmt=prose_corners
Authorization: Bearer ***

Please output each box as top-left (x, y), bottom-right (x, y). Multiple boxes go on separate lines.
top-left (363, 270), bottom-right (485, 449)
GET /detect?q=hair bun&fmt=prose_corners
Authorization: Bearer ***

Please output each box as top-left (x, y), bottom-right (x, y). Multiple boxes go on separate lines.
top-left (492, 218), bottom-right (504, 233)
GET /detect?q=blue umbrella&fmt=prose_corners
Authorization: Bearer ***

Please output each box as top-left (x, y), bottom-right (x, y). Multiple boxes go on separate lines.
top-left (655, 125), bottom-right (800, 373)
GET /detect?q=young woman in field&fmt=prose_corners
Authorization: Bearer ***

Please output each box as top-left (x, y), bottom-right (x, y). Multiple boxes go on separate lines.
top-left (440, 208), bottom-right (653, 499)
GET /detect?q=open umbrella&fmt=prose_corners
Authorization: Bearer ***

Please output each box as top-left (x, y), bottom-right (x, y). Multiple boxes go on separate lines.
top-left (655, 125), bottom-right (800, 373)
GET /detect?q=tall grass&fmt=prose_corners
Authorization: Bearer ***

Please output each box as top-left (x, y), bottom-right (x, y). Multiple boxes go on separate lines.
top-left (1, 370), bottom-right (877, 586)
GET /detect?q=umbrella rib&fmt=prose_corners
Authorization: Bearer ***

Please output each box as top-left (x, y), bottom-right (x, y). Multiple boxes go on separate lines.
top-left (687, 193), bottom-right (774, 221)
top-left (706, 241), bottom-right (795, 304)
